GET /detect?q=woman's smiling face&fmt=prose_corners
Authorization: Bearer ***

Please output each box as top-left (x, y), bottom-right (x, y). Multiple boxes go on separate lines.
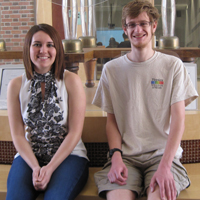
top-left (30, 31), bottom-right (56, 74)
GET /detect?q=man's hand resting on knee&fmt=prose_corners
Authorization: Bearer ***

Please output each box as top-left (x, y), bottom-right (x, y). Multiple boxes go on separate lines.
top-left (107, 152), bottom-right (128, 186)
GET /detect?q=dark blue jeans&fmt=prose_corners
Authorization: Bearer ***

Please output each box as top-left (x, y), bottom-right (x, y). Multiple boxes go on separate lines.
top-left (6, 155), bottom-right (89, 200)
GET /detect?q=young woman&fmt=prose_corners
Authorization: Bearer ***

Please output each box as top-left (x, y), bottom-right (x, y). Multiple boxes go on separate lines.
top-left (6, 24), bottom-right (89, 200)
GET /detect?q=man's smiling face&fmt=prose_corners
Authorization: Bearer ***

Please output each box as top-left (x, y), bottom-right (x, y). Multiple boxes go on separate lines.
top-left (123, 11), bottom-right (157, 49)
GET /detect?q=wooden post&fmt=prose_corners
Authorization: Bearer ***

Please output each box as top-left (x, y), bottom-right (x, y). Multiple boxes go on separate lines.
top-left (84, 58), bottom-right (97, 88)
top-left (148, 0), bottom-right (154, 5)
top-left (36, 0), bottom-right (52, 25)
top-left (65, 62), bottom-right (79, 74)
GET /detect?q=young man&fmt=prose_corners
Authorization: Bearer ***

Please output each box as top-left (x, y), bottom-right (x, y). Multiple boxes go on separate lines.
top-left (92, 1), bottom-right (198, 200)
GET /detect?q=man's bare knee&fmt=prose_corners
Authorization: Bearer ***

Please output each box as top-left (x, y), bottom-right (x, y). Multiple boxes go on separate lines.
top-left (146, 185), bottom-right (164, 200)
top-left (107, 189), bottom-right (136, 200)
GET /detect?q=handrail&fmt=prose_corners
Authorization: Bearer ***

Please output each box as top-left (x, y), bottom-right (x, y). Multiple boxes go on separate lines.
top-left (1, 47), bottom-right (200, 62)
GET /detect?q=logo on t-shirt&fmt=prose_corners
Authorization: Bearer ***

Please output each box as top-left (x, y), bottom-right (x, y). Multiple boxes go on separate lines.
top-left (151, 78), bottom-right (164, 89)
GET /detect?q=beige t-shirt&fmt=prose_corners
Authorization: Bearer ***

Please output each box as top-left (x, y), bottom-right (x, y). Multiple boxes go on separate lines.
top-left (92, 51), bottom-right (198, 160)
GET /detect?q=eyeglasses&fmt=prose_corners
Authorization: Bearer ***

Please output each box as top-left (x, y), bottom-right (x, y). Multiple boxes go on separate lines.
top-left (125, 21), bottom-right (152, 29)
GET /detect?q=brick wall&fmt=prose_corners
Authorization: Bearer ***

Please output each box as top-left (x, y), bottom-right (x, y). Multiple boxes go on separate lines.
top-left (0, 0), bottom-right (35, 64)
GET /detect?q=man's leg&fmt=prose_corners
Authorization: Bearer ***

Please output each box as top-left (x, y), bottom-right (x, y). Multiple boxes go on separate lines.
top-left (146, 185), bottom-right (164, 200)
top-left (144, 156), bottom-right (190, 200)
top-left (95, 157), bottom-right (143, 199)
top-left (107, 189), bottom-right (136, 200)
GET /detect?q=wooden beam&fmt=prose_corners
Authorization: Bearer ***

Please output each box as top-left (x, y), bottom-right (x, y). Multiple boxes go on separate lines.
top-left (1, 48), bottom-right (200, 62)
top-left (0, 51), bottom-right (23, 60)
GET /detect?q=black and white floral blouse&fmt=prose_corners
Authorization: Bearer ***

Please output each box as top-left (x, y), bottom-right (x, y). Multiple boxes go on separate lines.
top-left (17, 70), bottom-right (88, 164)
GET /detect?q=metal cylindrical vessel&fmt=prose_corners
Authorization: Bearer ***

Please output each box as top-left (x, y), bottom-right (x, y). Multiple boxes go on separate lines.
top-left (159, 0), bottom-right (179, 49)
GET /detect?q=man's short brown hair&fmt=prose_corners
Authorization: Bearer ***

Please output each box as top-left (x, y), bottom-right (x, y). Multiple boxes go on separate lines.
top-left (122, 0), bottom-right (160, 27)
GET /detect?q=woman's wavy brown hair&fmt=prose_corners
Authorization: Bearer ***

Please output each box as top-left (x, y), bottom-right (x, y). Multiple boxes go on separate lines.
top-left (23, 23), bottom-right (65, 80)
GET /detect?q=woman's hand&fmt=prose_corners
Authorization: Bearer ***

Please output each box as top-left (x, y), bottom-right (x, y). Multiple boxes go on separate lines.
top-left (33, 165), bottom-right (53, 191)
top-left (32, 166), bottom-right (41, 190)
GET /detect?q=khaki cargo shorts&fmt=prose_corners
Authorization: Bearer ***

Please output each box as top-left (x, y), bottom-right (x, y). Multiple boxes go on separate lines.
top-left (94, 155), bottom-right (190, 199)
